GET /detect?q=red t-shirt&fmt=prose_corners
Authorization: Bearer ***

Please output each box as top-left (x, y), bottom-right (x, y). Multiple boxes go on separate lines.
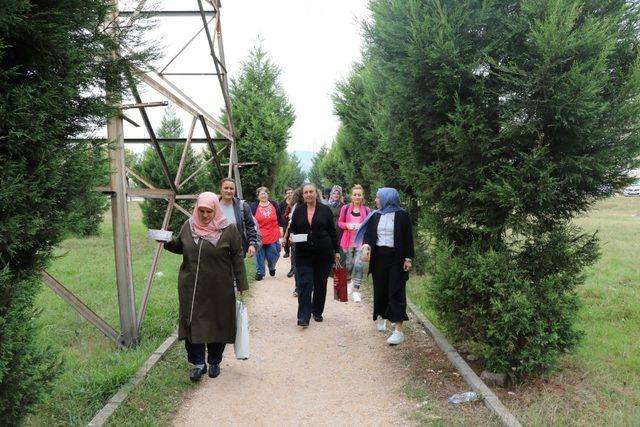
top-left (254, 202), bottom-right (280, 244)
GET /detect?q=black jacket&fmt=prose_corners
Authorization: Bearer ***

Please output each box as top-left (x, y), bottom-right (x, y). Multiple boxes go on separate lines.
top-left (289, 202), bottom-right (340, 260)
top-left (278, 199), bottom-right (288, 218)
top-left (219, 197), bottom-right (260, 254)
top-left (362, 210), bottom-right (415, 274)
top-left (250, 200), bottom-right (286, 228)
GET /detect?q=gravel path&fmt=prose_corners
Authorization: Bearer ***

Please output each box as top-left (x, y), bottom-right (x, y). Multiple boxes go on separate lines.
top-left (173, 257), bottom-right (417, 426)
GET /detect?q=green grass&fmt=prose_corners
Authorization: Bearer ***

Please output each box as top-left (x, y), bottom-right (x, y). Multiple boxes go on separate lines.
top-left (107, 258), bottom-right (256, 427)
top-left (407, 196), bottom-right (640, 426)
top-left (27, 197), bottom-right (640, 425)
top-left (26, 202), bottom-right (255, 426)
top-left (105, 343), bottom-right (192, 427)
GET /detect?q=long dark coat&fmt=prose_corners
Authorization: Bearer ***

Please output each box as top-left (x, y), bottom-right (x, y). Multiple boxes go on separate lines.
top-left (164, 221), bottom-right (249, 344)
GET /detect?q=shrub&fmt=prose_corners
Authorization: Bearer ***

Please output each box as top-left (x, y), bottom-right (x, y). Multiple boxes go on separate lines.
top-left (430, 226), bottom-right (598, 377)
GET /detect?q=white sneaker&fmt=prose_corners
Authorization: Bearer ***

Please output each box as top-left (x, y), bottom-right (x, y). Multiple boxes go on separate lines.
top-left (376, 317), bottom-right (386, 332)
top-left (347, 281), bottom-right (353, 295)
top-left (352, 291), bottom-right (361, 303)
top-left (386, 330), bottom-right (405, 345)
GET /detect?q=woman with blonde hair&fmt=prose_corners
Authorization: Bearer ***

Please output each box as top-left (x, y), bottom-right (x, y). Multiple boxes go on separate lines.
top-left (337, 184), bottom-right (371, 302)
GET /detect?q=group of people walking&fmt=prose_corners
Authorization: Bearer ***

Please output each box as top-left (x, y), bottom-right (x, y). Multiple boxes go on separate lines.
top-left (160, 179), bottom-right (414, 381)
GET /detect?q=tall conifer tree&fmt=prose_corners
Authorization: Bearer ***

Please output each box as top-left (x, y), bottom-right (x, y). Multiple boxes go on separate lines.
top-left (0, 0), bottom-right (152, 420)
top-left (339, 0), bottom-right (640, 377)
top-left (225, 44), bottom-right (295, 200)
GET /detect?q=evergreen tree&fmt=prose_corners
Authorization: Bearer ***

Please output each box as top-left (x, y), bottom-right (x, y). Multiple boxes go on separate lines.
top-left (135, 106), bottom-right (202, 232)
top-left (316, 135), bottom-right (349, 190)
top-left (272, 153), bottom-right (307, 196)
top-left (226, 44), bottom-right (295, 200)
top-left (0, 0), bottom-right (153, 421)
top-left (64, 144), bottom-right (110, 236)
top-left (364, 0), bottom-right (640, 377)
top-left (332, 65), bottom-right (386, 196)
top-left (307, 145), bottom-right (328, 187)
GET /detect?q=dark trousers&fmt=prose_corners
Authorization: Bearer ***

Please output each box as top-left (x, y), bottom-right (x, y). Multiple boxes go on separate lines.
top-left (290, 245), bottom-right (299, 292)
top-left (295, 254), bottom-right (332, 321)
top-left (290, 244), bottom-right (296, 270)
top-left (372, 247), bottom-right (409, 322)
top-left (185, 340), bottom-right (226, 366)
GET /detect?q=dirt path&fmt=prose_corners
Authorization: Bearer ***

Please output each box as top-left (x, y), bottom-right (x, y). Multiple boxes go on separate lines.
top-left (173, 257), bottom-right (418, 426)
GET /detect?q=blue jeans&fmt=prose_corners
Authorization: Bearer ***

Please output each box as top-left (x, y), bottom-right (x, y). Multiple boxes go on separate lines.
top-left (255, 241), bottom-right (281, 277)
top-left (344, 247), bottom-right (364, 288)
top-left (295, 254), bottom-right (333, 321)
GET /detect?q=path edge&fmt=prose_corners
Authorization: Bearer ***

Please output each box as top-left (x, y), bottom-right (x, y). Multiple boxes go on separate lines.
top-left (406, 299), bottom-right (522, 427)
top-left (87, 329), bottom-right (179, 427)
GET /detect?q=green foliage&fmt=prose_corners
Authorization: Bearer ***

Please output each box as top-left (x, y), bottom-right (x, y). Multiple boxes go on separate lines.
top-left (226, 43), bottom-right (295, 200)
top-left (0, 0), bottom-right (155, 420)
top-left (430, 226), bottom-right (598, 376)
top-left (307, 145), bottom-right (328, 187)
top-left (0, 269), bottom-right (59, 424)
top-left (319, 0), bottom-right (640, 378)
top-left (134, 107), bottom-right (202, 232)
top-left (65, 143), bottom-right (110, 237)
top-left (272, 153), bottom-right (306, 196)
top-left (377, 0), bottom-right (640, 377)
top-left (408, 198), bottom-right (640, 424)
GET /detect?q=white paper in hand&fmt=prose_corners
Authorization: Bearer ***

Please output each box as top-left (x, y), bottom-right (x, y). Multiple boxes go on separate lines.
top-left (290, 233), bottom-right (308, 243)
top-left (147, 229), bottom-right (172, 242)
top-left (234, 300), bottom-right (250, 360)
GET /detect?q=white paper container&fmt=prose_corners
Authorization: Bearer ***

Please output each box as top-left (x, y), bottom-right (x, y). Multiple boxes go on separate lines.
top-left (290, 233), bottom-right (308, 243)
top-left (147, 229), bottom-right (173, 242)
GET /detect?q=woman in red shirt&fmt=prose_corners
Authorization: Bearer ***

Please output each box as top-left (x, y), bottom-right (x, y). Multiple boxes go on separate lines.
top-left (251, 186), bottom-right (286, 281)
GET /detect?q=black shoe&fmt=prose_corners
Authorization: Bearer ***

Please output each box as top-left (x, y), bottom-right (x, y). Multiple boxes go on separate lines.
top-left (190, 364), bottom-right (207, 382)
top-left (297, 319), bottom-right (309, 328)
top-left (269, 269), bottom-right (276, 277)
top-left (255, 274), bottom-right (263, 281)
top-left (208, 364), bottom-right (220, 378)
top-left (313, 314), bottom-right (323, 322)
top-left (283, 253), bottom-right (290, 258)
top-left (286, 269), bottom-right (295, 278)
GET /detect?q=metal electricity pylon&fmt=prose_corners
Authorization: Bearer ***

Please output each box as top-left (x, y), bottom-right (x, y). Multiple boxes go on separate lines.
top-left (41, 0), bottom-right (246, 347)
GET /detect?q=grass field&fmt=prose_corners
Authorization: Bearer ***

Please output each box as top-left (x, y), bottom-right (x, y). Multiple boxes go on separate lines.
top-left (26, 202), bottom-right (254, 426)
top-left (408, 196), bottom-right (640, 426)
top-left (26, 197), bottom-right (640, 425)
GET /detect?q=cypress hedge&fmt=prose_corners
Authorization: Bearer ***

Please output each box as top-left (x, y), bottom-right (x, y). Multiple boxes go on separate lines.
top-left (0, 0), bottom-right (152, 421)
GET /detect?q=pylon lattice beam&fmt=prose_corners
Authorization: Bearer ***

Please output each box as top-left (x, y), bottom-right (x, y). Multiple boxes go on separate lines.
top-left (42, 0), bottom-right (248, 347)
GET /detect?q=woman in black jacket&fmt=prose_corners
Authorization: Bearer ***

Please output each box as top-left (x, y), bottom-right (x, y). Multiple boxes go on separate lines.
top-left (356, 187), bottom-right (414, 345)
top-left (289, 183), bottom-right (341, 327)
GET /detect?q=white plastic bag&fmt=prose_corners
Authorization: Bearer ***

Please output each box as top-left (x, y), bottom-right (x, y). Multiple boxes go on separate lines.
top-left (234, 300), bottom-right (250, 360)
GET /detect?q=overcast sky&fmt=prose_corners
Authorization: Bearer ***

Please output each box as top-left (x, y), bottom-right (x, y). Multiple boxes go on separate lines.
top-left (121, 0), bottom-right (370, 153)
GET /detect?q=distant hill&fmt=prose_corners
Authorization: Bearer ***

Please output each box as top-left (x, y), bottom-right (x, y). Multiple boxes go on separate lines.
top-left (290, 150), bottom-right (315, 173)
